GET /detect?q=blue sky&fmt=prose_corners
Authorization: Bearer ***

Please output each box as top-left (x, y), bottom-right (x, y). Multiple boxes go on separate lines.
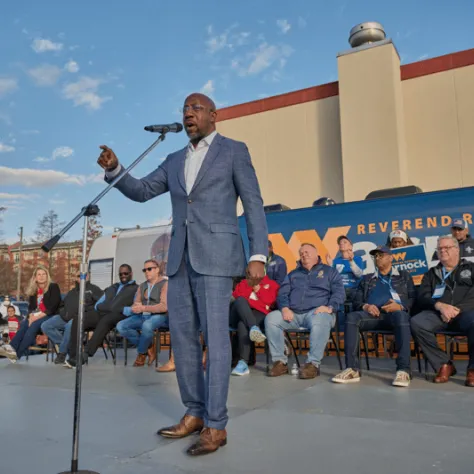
top-left (1, 0), bottom-right (473, 244)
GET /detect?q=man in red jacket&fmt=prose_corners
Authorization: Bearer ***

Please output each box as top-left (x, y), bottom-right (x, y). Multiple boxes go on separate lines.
top-left (230, 274), bottom-right (279, 375)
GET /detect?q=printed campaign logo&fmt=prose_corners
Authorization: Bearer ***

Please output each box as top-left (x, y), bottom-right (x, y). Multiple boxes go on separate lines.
top-left (391, 244), bottom-right (429, 285)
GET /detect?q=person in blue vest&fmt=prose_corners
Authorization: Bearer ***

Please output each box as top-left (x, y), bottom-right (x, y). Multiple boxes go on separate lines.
top-left (332, 245), bottom-right (416, 387)
top-left (266, 240), bottom-right (287, 285)
top-left (331, 235), bottom-right (366, 302)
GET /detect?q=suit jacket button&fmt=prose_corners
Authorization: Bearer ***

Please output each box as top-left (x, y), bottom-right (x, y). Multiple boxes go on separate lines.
top-left (188, 199), bottom-right (192, 204)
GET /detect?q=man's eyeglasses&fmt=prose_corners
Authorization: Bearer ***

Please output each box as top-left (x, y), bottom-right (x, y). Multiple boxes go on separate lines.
top-left (119, 271), bottom-right (130, 276)
top-left (181, 104), bottom-right (212, 114)
top-left (373, 253), bottom-right (389, 259)
top-left (142, 267), bottom-right (158, 273)
top-left (438, 246), bottom-right (456, 252)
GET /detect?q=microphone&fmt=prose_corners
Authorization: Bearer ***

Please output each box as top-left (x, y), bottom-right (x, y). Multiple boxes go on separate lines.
top-left (144, 122), bottom-right (183, 134)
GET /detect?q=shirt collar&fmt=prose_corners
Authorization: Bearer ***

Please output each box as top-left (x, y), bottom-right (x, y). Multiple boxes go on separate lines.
top-left (187, 130), bottom-right (218, 152)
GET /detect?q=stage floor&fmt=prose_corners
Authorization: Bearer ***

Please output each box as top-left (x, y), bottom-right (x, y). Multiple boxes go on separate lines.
top-left (1, 351), bottom-right (473, 474)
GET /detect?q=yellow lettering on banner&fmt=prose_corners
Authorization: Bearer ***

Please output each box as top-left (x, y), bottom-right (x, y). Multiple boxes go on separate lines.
top-left (368, 223), bottom-right (376, 234)
top-left (415, 218), bottom-right (423, 229)
top-left (358, 224), bottom-right (366, 234)
top-left (392, 252), bottom-right (406, 261)
top-left (441, 215), bottom-right (451, 227)
top-left (402, 220), bottom-right (412, 230)
top-left (427, 217), bottom-right (437, 228)
top-left (269, 234), bottom-right (298, 272)
top-left (392, 221), bottom-right (399, 230)
top-left (464, 213), bottom-right (473, 225)
top-left (379, 222), bottom-right (388, 233)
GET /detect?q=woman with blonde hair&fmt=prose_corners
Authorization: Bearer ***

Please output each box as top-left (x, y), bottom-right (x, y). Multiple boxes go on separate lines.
top-left (0, 265), bottom-right (61, 361)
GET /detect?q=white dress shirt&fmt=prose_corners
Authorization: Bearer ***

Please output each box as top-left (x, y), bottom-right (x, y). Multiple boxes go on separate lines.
top-left (105, 131), bottom-right (266, 264)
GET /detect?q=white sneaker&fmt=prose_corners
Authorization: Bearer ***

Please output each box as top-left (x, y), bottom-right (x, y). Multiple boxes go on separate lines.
top-left (332, 368), bottom-right (361, 384)
top-left (249, 326), bottom-right (266, 343)
top-left (392, 371), bottom-right (411, 387)
top-left (0, 344), bottom-right (17, 360)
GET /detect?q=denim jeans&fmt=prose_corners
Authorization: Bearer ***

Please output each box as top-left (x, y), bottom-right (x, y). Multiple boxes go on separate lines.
top-left (41, 315), bottom-right (73, 354)
top-left (265, 309), bottom-right (335, 367)
top-left (345, 310), bottom-right (412, 372)
top-left (116, 313), bottom-right (168, 354)
top-left (10, 315), bottom-right (52, 358)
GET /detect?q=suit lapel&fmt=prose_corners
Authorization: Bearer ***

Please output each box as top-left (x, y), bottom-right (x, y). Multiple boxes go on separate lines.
top-left (176, 148), bottom-right (187, 193)
top-left (190, 134), bottom-right (222, 194)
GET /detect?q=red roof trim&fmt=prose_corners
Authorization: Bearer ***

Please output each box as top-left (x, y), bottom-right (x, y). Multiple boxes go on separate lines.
top-left (216, 48), bottom-right (474, 122)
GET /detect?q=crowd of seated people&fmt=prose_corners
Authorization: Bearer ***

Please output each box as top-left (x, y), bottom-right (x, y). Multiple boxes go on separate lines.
top-left (1, 223), bottom-right (473, 390)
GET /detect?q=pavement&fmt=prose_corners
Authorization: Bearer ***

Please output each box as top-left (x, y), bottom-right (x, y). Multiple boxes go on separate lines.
top-left (1, 351), bottom-right (473, 474)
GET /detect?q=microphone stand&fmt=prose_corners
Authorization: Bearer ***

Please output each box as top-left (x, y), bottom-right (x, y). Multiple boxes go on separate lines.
top-left (42, 132), bottom-right (168, 474)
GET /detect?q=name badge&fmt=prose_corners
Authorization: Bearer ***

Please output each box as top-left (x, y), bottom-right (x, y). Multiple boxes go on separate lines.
top-left (390, 289), bottom-right (401, 303)
top-left (142, 312), bottom-right (151, 316)
top-left (432, 284), bottom-right (445, 299)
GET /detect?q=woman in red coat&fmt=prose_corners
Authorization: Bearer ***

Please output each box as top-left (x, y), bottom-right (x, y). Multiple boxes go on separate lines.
top-left (230, 274), bottom-right (279, 376)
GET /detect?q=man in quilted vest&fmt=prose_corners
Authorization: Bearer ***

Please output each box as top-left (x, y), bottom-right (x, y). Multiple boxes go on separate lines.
top-left (116, 259), bottom-right (168, 367)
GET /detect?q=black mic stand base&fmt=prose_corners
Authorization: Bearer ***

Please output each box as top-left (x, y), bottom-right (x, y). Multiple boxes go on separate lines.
top-left (59, 470), bottom-right (100, 474)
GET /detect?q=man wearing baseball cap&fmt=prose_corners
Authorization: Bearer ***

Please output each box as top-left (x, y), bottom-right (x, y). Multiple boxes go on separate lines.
top-left (332, 245), bottom-right (415, 387)
top-left (387, 230), bottom-right (413, 249)
top-left (433, 218), bottom-right (474, 260)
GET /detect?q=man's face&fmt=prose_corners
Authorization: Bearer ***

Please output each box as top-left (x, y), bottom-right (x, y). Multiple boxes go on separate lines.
top-left (299, 245), bottom-right (319, 267)
top-left (118, 266), bottom-right (132, 284)
top-left (437, 239), bottom-right (460, 265)
top-left (390, 237), bottom-right (407, 248)
top-left (142, 261), bottom-right (160, 282)
top-left (451, 226), bottom-right (468, 242)
top-left (338, 238), bottom-right (352, 252)
top-left (182, 94), bottom-right (216, 143)
top-left (373, 252), bottom-right (392, 270)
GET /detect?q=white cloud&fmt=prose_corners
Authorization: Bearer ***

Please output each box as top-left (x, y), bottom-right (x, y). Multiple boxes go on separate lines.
top-left (418, 54), bottom-right (429, 60)
top-left (207, 25), bottom-right (213, 35)
top-left (1, 166), bottom-right (102, 187)
top-left (31, 38), bottom-right (63, 53)
top-left (0, 142), bottom-right (15, 153)
top-left (235, 31), bottom-right (250, 46)
top-left (297, 17), bottom-right (307, 29)
top-left (0, 112), bottom-right (12, 125)
top-left (0, 192), bottom-right (38, 201)
top-left (65, 60), bottom-right (79, 73)
top-left (244, 43), bottom-right (293, 75)
top-left (0, 78), bottom-right (18, 97)
top-left (34, 145), bottom-right (74, 163)
top-left (206, 32), bottom-right (230, 54)
top-left (200, 79), bottom-right (215, 96)
top-left (62, 76), bottom-right (111, 110)
top-left (21, 129), bottom-right (40, 135)
top-left (48, 199), bottom-right (66, 205)
top-left (27, 64), bottom-right (62, 86)
top-left (277, 19), bottom-right (291, 34)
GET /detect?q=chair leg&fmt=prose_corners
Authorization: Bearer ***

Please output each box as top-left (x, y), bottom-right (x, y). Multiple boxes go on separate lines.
top-left (265, 339), bottom-right (270, 371)
top-left (415, 342), bottom-right (422, 373)
top-left (331, 333), bottom-right (343, 370)
top-left (156, 331), bottom-right (162, 368)
top-left (124, 337), bottom-right (128, 366)
top-left (360, 331), bottom-right (370, 370)
top-left (113, 331), bottom-right (117, 365)
top-left (285, 332), bottom-right (300, 368)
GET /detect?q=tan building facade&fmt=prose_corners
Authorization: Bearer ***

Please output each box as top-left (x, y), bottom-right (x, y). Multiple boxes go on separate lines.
top-left (216, 43), bottom-right (474, 209)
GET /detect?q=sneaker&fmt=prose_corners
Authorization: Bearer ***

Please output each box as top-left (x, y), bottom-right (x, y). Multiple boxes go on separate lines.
top-left (232, 360), bottom-right (250, 376)
top-left (392, 370), bottom-right (411, 387)
top-left (0, 344), bottom-right (17, 361)
top-left (54, 353), bottom-right (67, 365)
top-left (332, 368), bottom-right (361, 384)
top-left (65, 358), bottom-right (75, 368)
top-left (249, 326), bottom-right (266, 343)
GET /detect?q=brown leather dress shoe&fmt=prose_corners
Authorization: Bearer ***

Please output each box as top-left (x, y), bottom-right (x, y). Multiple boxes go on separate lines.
top-left (267, 361), bottom-right (289, 377)
top-left (465, 368), bottom-right (474, 387)
top-left (133, 354), bottom-right (147, 367)
top-left (186, 427), bottom-right (227, 456)
top-left (157, 415), bottom-right (204, 439)
top-left (434, 362), bottom-right (457, 383)
top-left (147, 341), bottom-right (157, 366)
top-left (299, 362), bottom-right (320, 379)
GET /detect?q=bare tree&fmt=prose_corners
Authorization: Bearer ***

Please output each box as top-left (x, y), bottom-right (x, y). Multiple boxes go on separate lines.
top-left (34, 210), bottom-right (65, 243)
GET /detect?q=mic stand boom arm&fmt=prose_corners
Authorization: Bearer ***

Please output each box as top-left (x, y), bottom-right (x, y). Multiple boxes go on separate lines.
top-left (43, 132), bottom-right (167, 474)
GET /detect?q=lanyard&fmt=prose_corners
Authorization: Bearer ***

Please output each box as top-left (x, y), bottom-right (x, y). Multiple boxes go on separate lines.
top-left (379, 273), bottom-right (402, 304)
top-left (146, 283), bottom-right (155, 305)
top-left (442, 267), bottom-right (455, 282)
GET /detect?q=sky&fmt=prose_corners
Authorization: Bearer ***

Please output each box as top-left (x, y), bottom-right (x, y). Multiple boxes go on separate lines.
top-left (1, 0), bottom-right (473, 244)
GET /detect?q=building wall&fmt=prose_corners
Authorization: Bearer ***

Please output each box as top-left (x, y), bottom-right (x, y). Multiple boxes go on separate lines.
top-left (217, 95), bottom-right (344, 210)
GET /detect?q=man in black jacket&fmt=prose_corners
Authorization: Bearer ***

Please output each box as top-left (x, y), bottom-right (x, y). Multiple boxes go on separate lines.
top-left (411, 235), bottom-right (474, 386)
top-left (332, 245), bottom-right (416, 387)
top-left (67, 264), bottom-right (137, 366)
top-left (41, 273), bottom-right (103, 365)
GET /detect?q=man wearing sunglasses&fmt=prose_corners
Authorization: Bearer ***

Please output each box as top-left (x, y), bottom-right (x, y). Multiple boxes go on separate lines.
top-left (97, 93), bottom-right (268, 456)
top-left (67, 264), bottom-right (137, 367)
top-left (116, 259), bottom-right (168, 367)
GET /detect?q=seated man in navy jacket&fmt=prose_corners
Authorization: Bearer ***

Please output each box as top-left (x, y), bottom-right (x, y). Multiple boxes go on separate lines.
top-left (265, 243), bottom-right (345, 379)
top-left (332, 245), bottom-right (416, 387)
top-left (266, 240), bottom-right (287, 286)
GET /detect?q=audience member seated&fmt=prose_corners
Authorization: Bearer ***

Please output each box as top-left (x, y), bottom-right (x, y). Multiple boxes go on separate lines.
top-left (0, 296), bottom-right (20, 321)
top-left (331, 235), bottom-right (366, 302)
top-left (229, 273), bottom-right (279, 376)
top-left (411, 235), bottom-right (474, 386)
top-left (67, 264), bottom-right (137, 367)
top-left (432, 218), bottom-right (474, 260)
top-left (116, 259), bottom-right (168, 367)
top-left (0, 266), bottom-right (61, 362)
top-left (265, 243), bottom-right (345, 379)
top-left (41, 272), bottom-right (103, 366)
top-left (332, 245), bottom-right (416, 387)
top-left (266, 240), bottom-right (288, 285)
top-left (386, 230), bottom-right (414, 249)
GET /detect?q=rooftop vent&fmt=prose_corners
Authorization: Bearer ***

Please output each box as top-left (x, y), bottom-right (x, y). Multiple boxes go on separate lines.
top-left (349, 22), bottom-right (386, 48)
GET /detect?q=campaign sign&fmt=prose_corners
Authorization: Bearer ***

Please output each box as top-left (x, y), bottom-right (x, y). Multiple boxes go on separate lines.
top-left (391, 244), bottom-right (429, 285)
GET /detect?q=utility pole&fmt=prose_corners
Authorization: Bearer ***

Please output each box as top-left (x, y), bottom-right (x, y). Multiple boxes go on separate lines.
top-left (16, 226), bottom-right (23, 300)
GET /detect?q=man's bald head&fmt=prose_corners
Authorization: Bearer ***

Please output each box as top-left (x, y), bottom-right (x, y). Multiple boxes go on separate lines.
top-left (182, 93), bottom-right (217, 145)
